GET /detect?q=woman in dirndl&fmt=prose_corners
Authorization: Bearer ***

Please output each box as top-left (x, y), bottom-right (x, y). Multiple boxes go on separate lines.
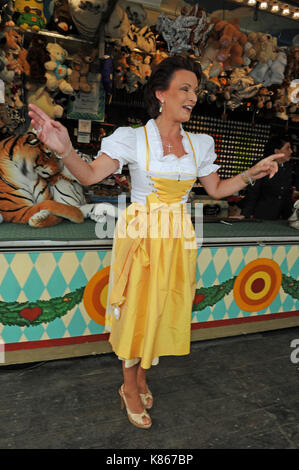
top-left (29, 55), bottom-right (283, 430)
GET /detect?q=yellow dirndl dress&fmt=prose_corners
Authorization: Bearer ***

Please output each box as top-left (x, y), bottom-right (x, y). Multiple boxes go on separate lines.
top-left (106, 127), bottom-right (198, 369)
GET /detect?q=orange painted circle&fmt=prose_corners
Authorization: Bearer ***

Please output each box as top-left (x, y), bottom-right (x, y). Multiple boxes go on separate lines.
top-left (233, 258), bottom-right (281, 312)
top-left (83, 266), bottom-right (110, 325)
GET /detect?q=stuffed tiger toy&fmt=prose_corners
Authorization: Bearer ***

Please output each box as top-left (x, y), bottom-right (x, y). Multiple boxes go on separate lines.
top-left (0, 133), bottom-right (84, 227)
top-left (48, 162), bottom-right (120, 223)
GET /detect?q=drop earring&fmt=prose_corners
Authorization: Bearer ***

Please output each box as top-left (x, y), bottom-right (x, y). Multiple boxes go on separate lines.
top-left (159, 100), bottom-right (164, 113)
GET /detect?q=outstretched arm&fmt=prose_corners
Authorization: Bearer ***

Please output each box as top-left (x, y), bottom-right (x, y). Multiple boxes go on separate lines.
top-left (199, 153), bottom-right (283, 200)
top-left (28, 104), bottom-right (119, 186)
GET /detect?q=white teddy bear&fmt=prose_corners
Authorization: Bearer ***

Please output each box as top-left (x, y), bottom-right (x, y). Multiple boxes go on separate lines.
top-left (45, 42), bottom-right (73, 95)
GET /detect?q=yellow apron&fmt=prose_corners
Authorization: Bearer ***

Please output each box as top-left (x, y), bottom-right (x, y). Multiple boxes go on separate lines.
top-left (106, 127), bottom-right (197, 369)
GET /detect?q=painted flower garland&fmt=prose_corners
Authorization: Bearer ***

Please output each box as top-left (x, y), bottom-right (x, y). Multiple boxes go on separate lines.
top-left (0, 262), bottom-right (298, 327)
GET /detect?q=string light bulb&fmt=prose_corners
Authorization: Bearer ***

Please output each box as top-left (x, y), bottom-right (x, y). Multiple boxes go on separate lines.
top-left (271, 3), bottom-right (280, 12)
top-left (260, 1), bottom-right (268, 9)
top-left (231, 0), bottom-right (299, 20)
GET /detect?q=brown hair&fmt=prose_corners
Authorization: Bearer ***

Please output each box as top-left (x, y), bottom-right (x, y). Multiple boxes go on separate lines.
top-left (144, 55), bottom-right (202, 119)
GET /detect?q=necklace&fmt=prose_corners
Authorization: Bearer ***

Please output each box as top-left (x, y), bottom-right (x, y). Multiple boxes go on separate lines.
top-left (155, 121), bottom-right (181, 154)
top-left (165, 142), bottom-right (173, 153)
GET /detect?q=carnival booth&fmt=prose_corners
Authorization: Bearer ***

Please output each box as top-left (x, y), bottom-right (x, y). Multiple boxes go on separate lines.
top-left (0, 0), bottom-right (298, 365)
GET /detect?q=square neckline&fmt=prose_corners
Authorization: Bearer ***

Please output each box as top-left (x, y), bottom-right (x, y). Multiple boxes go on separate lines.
top-left (151, 119), bottom-right (190, 160)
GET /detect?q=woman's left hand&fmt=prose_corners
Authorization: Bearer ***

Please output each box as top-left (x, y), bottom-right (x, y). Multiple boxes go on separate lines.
top-left (247, 153), bottom-right (284, 181)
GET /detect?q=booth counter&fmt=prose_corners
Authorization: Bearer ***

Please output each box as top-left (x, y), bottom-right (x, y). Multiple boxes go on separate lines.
top-left (0, 219), bottom-right (298, 365)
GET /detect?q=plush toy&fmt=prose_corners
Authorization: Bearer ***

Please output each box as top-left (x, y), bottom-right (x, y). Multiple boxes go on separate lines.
top-left (250, 50), bottom-right (287, 87)
top-left (106, 3), bottom-right (156, 54)
top-left (49, 162), bottom-right (120, 222)
top-left (69, 0), bottom-right (109, 40)
top-left (105, 2), bottom-right (130, 42)
top-left (124, 24), bottom-right (156, 55)
top-left (288, 200), bottom-right (299, 230)
top-left (70, 47), bottom-right (98, 93)
top-left (255, 87), bottom-right (274, 110)
top-left (26, 33), bottom-right (50, 84)
top-left (224, 66), bottom-right (262, 110)
top-left (0, 49), bottom-right (14, 82)
top-left (44, 42), bottom-right (73, 94)
top-left (156, 12), bottom-right (196, 54)
top-left (26, 83), bottom-right (64, 119)
top-left (14, 0), bottom-right (46, 31)
top-left (3, 29), bottom-right (30, 77)
top-left (247, 32), bottom-right (277, 63)
top-left (200, 42), bottom-right (222, 77)
top-left (151, 49), bottom-right (168, 68)
top-left (273, 86), bottom-right (289, 120)
top-left (0, 0), bottom-right (15, 27)
top-left (128, 52), bottom-right (151, 83)
top-left (0, 133), bottom-right (84, 227)
top-left (124, 0), bottom-right (146, 27)
top-left (273, 81), bottom-right (299, 122)
top-left (243, 40), bottom-right (256, 66)
top-left (47, 0), bottom-right (78, 35)
top-left (212, 17), bottom-right (248, 70)
top-left (0, 104), bottom-right (17, 134)
top-left (180, 4), bottom-right (214, 57)
top-left (6, 81), bottom-right (24, 109)
top-left (284, 46), bottom-right (299, 83)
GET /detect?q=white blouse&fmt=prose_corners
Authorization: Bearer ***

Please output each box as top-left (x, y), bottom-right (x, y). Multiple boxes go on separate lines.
top-left (97, 119), bottom-right (220, 205)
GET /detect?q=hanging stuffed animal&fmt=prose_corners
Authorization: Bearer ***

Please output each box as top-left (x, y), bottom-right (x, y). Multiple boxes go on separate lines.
top-left (26, 33), bottom-right (50, 85)
top-left (225, 66), bottom-right (262, 110)
top-left (68, 0), bottom-right (109, 40)
top-left (0, 133), bottom-right (84, 227)
top-left (105, 2), bottom-right (155, 54)
top-left (0, 0), bottom-right (15, 27)
top-left (3, 29), bottom-right (30, 77)
top-left (156, 12), bottom-right (195, 54)
top-left (70, 47), bottom-right (98, 93)
top-left (47, 0), bottom-right (78, 35)
top-left (44, 42), bottom-right (73, 94)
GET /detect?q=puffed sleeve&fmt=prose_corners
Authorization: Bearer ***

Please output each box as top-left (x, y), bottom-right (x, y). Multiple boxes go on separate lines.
top-left (96, 126), bottom-right (136, 174)
top-left (196, 134), bottom-right (220, 177)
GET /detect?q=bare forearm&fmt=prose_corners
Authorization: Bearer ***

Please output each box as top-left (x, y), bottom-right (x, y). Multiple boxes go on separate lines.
top-left (200, 172), bottom-right (248, 199)
top-left (27, 104), bottom-right (118, 185)
top-left (211, 173), bottom-right (249, 199)
top-left (199, 151), bottom-right (281, 200)
top-left (61, 148), bottom-right (95, 185)
top-left (60, 149), bottom-right (119, 186)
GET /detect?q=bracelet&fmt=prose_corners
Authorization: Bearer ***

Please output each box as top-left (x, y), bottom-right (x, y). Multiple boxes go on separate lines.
top-left (241, 171), bottom-right (255, 186)
top-left (54, 142), bottom-right (73, 160)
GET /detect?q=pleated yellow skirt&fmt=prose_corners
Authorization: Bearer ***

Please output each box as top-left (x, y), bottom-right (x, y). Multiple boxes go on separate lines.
top-left (106, 180), bottom-right (197, 369)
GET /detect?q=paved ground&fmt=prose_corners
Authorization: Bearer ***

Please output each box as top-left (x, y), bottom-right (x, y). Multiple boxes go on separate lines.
top-left (1, 326), bottom-right (299, 450)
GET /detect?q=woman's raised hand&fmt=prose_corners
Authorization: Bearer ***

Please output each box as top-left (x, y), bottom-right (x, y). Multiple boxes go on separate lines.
top-left (247, 152), bottom-right (284, 182)
top-left (28, 104), bottom-right (72, 156)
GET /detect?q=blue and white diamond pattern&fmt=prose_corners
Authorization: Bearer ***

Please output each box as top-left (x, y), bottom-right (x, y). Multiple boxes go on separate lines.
top-left (0, 250), bottom-right (112, 344)
top-left (193, 245), bottom-right (299, 323)
top-left (0, 245), bottom-right (298, 345)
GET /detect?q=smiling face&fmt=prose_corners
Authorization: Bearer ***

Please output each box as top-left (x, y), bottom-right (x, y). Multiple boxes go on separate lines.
top-left (155, 69), bottom-right (199, 123)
